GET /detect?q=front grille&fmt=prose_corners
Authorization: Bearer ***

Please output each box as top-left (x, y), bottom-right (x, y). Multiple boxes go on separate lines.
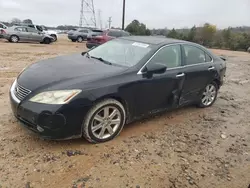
top-left (14, 82), bottom-right (31, 101)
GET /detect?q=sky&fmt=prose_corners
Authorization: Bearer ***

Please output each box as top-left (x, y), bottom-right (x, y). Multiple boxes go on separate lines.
top-left (0, 0), bottom-right (250, 29)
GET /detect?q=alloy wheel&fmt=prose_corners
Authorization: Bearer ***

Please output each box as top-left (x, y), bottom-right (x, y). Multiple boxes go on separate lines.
top-left (11, 36), bottom-right (18, 43)
top-left (91, 106), bottom-right (121, 139)
top-left (201, 84), bottom-right (216, 106)
top-left (77, 37), bottom-right (83, 42)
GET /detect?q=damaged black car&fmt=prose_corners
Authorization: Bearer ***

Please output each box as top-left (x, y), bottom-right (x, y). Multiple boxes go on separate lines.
top-left (9, 36), bottom-right (226, 143)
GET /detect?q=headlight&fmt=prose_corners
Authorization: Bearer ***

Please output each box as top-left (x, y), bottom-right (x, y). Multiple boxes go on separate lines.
top-left (29, 90), bottom-right (81, 104)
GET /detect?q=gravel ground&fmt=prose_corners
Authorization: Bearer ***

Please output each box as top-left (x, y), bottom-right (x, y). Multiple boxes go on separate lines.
top-left (0, 35), bottom-right (249, 188)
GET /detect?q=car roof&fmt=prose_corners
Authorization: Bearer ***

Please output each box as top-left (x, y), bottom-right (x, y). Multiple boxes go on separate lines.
top-left (120, 36), bottom-right (185, 45)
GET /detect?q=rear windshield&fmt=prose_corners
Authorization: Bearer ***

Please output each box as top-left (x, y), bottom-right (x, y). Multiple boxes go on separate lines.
top-left (91, 30), bottom-right (103, 36)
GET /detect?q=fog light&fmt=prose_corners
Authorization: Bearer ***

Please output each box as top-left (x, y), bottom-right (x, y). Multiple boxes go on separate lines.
top-left (37, 125), bottom-right (44, 132)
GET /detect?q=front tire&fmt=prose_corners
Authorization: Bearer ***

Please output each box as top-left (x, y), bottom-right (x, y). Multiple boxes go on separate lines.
top-left (82, 99), bottom-right (126, 143)
top-left (198, 82), bottom-right (218, 108)
top-left (43, 38), bottom-right (51, 44)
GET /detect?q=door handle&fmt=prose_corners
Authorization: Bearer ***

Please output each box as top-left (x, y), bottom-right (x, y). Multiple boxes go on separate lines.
top-left (176, 73), bottom-right (185, 78)
top-left (208, 66), bottom-right (215, 71)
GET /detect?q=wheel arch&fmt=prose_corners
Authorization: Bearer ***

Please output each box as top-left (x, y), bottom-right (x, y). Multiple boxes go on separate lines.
top-left (93, 94), bottom-right (130, 123)
top-left (10, 34), bottom-right (19, 41)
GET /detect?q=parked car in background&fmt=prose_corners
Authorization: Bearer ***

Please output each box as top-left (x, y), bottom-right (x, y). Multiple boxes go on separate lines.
top-left (14, 23), bottom-right (58, 41)
top-left (86, 29), bottom-right (130, 49)
top-left (3, 26), bottom-right (54, 44)
top-left (0, 22), bottom-right (8, 38)
top-left (67, 28), bottom-right (103, 42)
top-left (9, 36), bottom-right (226, 143)
top-left (68, 28), bottom-right (90, 42)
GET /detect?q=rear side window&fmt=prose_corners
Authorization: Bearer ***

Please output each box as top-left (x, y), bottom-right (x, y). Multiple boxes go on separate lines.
top-left (15, 27), bottom-right (27, 32)
top-left (27, 27), bottom-right (37, 33)
top-left (107, 31), bottom-right (122, 37)
top-left (79, 30), bottom-right (88, 33)
top-left (183, 45), bottom-right (207, 65)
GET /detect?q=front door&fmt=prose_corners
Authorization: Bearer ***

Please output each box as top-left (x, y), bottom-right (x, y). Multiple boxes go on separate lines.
top-left (27, 27), bottom-right (43, 42)
top-left (180, 44), bottom-right (217, 105)
top-left (135, 44), bottom-right (185, 116)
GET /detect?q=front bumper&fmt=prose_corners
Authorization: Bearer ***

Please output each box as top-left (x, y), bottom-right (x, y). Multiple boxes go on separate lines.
top-left (9, 83), bottom-right (92, 140)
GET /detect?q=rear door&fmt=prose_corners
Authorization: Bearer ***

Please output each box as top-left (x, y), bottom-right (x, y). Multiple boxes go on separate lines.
top-left (27, 27), bottom-right (43, 42)
top-left (14, 27), bottom-right (29, 41)
top-left (180, 44), bottom-right (217, 105)
top-left (135, 44), bottom-right (185, 116)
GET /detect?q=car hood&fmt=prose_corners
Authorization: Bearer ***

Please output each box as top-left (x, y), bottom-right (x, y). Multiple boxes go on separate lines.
top-left (17, 54), bottom-right (127, 91)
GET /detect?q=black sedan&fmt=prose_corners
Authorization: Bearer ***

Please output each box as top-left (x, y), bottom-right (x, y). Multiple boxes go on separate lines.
top-left (9, 36), bottom-right (226, 143)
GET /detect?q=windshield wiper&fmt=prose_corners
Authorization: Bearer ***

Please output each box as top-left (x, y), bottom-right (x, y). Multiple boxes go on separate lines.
top-left (91, 56), bottom-right (112, 65)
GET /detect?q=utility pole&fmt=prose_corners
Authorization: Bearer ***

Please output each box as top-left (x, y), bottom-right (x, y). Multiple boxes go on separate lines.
top-left (122, 0), bottom-right (126, 30)
top-left (108, 17), bottom-right (112, 29)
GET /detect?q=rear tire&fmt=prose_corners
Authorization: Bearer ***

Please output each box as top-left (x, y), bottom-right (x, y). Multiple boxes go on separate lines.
top-left (82, 99), bottom-right (126, 143)
top-left (10, 35), bottom-right (19, 43)
top-left (198, 82), bottom-right (218, 108)
top-left (43, 38), bottom-right (51, 44)
top-left (77, 36), bottom-right (83, 43)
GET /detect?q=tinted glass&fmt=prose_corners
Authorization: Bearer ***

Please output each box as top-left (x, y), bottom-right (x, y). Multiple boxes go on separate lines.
top-left (88, 39), bottom-right (152, 67)
top-left (27, 27), bottom-right (38, 33)
top-left (36, 26), bottom-right (43, 31)
top-left (149, 45), bottom-right (182, 68)
top-left (107, 31), bottom-right (121, 37)
top-left (183, 45), bottom-right (206, 65)
top-left (91, 30), bottom-right (103, 36)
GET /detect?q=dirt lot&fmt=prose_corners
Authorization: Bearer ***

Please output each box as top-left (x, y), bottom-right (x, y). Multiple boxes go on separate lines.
top-left (0, 35), bottom-right (249, 188)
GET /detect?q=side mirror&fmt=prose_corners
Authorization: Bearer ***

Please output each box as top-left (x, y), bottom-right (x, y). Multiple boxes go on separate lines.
top-left (143, 63), bottom-right (167, 75)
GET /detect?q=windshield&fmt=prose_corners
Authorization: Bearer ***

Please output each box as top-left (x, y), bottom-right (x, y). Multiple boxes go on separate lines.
top-left (88, 39), bottom-right (152, 67)
top-left (41, 26), bottom-right (47, 31)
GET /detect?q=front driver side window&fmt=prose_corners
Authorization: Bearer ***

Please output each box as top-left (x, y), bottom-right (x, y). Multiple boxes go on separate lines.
top-left (149, 45), bottom-right (182, 68)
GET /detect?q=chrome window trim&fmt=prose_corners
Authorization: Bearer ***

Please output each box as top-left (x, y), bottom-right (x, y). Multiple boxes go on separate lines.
top-left (137, 43), bottom-right (214, 75)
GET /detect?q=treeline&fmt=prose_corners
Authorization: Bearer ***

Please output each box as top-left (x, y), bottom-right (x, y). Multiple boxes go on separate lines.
top-left (153, 23), bottom-right (250, 51)
top-left (125, 20), bottom-right (250, 51)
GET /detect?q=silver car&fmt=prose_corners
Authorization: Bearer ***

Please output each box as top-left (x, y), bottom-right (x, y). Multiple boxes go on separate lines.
top-left (3, 26), bottom-right (54, 44)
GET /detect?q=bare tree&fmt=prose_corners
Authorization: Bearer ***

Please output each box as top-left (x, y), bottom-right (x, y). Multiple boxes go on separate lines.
top-left (11, 18), bottom-right (21, 24)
